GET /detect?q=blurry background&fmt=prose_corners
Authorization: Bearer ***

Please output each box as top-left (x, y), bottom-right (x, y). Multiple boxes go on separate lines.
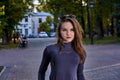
top-left (0, 0), bottom-right (120, 45)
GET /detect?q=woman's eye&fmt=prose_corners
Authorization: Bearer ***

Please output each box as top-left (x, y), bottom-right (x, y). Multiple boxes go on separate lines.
top-left (71, 29), bottom-right (74, 31)
top-left (62, 29), bottom-right (67, 31)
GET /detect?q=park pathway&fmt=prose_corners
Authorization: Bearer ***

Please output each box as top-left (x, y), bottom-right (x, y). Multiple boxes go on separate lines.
top-left (0, 38), bottom-right (120, 80)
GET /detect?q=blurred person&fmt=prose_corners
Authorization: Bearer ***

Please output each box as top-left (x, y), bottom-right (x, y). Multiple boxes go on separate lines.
top-left (18, 34), bottom-right (27, 48)
top-left (18, 34), bottom-right (23, 44)
top-left (38, 15), bottom-right (86, 80)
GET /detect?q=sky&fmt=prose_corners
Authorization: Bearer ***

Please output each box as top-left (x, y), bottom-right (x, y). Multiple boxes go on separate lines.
top-left (33, 0), bottom-right (39, 4)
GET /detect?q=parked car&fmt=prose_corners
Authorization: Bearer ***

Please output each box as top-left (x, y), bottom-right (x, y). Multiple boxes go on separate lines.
top-left (28, 34), bottom-right (37, 38)
top-left (48, 32), bottom-right (56, 37)
top-left (39, 31), bottom-right (48, 38)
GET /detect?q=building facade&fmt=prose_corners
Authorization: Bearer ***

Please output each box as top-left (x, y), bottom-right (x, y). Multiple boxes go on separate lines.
top-left (16, 11), bottom-right (54, 37)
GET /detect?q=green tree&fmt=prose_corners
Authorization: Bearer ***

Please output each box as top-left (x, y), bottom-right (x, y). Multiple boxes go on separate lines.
top-left (38, 0), bottom-right (84, 29)
top-left (93, 0), bottom-right (120, 38)
top-left (0, 0), bottom-right (33, 44)
top-left (46, 16), bottom-right (53, 25)
top-left (39, 22), bottom-right (50, 32)
top-left (39, 0), bottom-right (120, 38)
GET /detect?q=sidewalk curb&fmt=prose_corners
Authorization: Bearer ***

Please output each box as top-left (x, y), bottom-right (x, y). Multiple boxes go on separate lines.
top-left (0, 66), bottom-right (6, 77)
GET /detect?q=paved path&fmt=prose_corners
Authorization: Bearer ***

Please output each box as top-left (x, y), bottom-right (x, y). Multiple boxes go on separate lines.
top-left (0, 38), bottom-right (120, 80)
top-left (84, 44), bottom-right (120, 80)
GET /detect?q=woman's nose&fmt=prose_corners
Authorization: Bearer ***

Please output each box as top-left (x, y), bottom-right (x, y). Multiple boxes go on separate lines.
top-left (66, 31), bottom-right (70, 35)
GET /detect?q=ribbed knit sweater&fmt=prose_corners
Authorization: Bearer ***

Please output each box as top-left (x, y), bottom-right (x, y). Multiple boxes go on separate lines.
top-left (38, 43), bottom-right (85, 80)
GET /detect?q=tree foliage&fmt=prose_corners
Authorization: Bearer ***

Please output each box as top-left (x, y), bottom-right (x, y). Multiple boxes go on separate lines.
top-left (0, 0), bottom-right (34, 44)
top-left (46, 16), bottom-right (53, 24)
top-left (39, 22), bottom-right (50, 32)
top-left (38, 0), bottom-right (120, 37)
top-left (38, 0), bottom-right (83, 27)
top-left (93, 0), bottom-right (120, 37)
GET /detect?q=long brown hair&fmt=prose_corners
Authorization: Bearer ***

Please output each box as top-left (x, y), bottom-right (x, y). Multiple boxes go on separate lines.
top-left (56, 15), bottom-right (86, 64)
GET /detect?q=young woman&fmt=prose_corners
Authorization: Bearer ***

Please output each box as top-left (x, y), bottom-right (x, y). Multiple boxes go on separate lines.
top-left (38, 15), bottom-right (86, 80)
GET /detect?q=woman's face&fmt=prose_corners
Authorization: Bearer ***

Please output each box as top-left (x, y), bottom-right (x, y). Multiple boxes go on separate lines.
top-left (60, 22), bottom-right (75, 43)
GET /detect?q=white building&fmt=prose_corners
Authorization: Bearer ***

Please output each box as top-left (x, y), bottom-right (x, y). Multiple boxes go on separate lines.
top-left (16, 13), bottom-right (32, 37)
top-left (32, 0), bottom-right (39, 12)
top-left (16, 11), bottom-right (54, 37)
top-left (32, 11), bottom-right (54, 35)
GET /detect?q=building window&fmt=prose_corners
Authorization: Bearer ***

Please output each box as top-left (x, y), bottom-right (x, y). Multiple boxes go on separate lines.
top-left (39, 18), bottom-right (42, 23)
top-left (18, 29), bottom-right (22, 34)
top-left (25, 16), bottom-right (28, 22)
top-left (25, 29), bottom-right (28, 36)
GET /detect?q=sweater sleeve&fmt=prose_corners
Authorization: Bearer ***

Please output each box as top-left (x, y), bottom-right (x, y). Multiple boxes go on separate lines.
top-left (38, 47), bottom-right (51, 80)
top-left (77, 63), bottom-right (85, 80)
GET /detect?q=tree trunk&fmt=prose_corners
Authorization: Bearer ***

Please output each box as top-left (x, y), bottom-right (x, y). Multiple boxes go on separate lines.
top-left (81, 16), bottom-right (86, 38)
top-left (110, 17), bottom-right (114, 36)
top-left (96, 16), bottom-right (104, 39)
top-left (2, 29), bottom-right (10, 44)
top-left (2, 33), bottom-right (7, 44)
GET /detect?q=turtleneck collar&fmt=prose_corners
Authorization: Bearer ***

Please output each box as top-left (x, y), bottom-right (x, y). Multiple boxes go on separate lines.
top-left (63, 42), bottom-right (72, 48)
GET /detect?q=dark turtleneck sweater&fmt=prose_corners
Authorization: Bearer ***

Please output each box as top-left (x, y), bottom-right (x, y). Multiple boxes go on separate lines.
top-left (38, 43), bottom-right (85, 80)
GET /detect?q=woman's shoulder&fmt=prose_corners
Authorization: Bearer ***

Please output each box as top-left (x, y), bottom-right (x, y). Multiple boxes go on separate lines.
top-left (45, 43), bottom-right (59, 54)
top-left (46, 43), bottom-right (58, 50)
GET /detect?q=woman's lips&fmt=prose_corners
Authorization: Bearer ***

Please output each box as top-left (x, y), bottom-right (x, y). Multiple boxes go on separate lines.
top-left (66, 37), bottom-right (71, 39)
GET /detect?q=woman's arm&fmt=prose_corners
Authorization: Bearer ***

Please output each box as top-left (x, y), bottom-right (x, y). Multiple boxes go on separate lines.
top-left (77, 63), bottom-right (85, 80)
top-left (38, 47), bottom-right (51, 80)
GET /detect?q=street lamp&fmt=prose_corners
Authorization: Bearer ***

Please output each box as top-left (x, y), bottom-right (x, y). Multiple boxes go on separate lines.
top-left (89, 0), bottom-right (94, 44)
top-left (83, 0), bottom-right (94, 44)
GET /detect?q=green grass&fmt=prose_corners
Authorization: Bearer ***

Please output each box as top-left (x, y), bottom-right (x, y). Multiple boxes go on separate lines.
top-left (0, 66), bottom-right (4, 73)
top-left (0, 38), bottom-right (19, 50)
top-left (83, 36), bottom-right (120, 45)
top-left (0, 42), bottom-right (18, 50)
